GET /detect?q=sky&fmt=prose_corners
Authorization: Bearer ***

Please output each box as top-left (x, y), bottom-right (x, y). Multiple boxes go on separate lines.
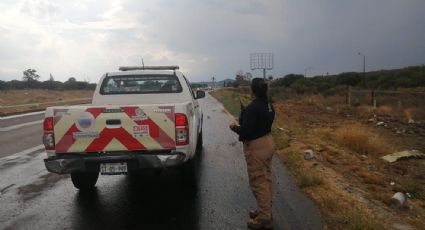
top-left (0, 0), bottom-right (424, 83)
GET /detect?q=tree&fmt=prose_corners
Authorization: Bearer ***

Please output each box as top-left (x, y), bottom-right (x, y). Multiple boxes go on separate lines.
top-left (235, 71), bottom-right (250, 87)
top-left (0, 80), bottom-right (6, 90)
top-left (47, 73), bottom-right (55, 90)
top-left (63, 77), bottom-right (78, 89)
top-left (67, 77), bottom-right (77, 83)
top-left (236, 70), bottom-right (244, 77)
top-left (22, 69), bottom-right (40, 82)
top-left (271, 74), bottom-right (304, 87)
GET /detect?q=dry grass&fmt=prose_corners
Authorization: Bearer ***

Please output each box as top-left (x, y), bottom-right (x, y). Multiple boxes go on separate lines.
top-left (356, 105), bottom-right (375, 118)
top-left (403, 107), bottom-right (425, 121)
top-left (209, 88), bottom-right (250, 117)
top-left (331, 124), bottom-right (393, 155)
top-left (375, 105), bottom-right (394, 116)
top-left (279, 144), bottom-right (388, 229)
top-left (355, 105), bottom-right (399, 118)
top-left (299, 172), bottom-right (323, 188)
top-left (0, 89), bottom-right (93, 105)
top-left (0, 89), bottom-right (93, 116)
top-left (212, 88), bottom-right (425, 229)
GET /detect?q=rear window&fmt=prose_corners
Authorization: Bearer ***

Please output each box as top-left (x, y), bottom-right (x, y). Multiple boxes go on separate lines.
top-left (100, 74), bottom-right (182, 95)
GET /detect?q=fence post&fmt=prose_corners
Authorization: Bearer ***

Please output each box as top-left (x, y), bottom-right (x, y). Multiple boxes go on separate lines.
top-left (347, 86), bottom-right (351, 105)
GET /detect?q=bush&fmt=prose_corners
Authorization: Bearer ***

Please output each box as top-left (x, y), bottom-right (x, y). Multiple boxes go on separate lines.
top-left (270, 65), bottom-right (425, 95)
top-left (331, 125), bottom-right (392, 155)
top-left (299, 172), bottom-right (323, 188)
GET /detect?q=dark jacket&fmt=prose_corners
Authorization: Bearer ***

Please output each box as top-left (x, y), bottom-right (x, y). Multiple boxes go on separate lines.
top-left (231, 98), bottom-right (275, 141)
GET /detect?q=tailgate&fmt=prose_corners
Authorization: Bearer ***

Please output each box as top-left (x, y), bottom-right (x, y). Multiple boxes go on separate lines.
top-left (53, 105), bottom-right (175, 153)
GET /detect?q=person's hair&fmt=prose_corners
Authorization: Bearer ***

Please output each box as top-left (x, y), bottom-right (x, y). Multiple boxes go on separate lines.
top-left (251, 78), bottom-right (268, 99)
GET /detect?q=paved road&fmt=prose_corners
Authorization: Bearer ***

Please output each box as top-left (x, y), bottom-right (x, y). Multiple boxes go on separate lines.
top-left (0, 94), bottom-right (323, 230)
top-left (0, 112), bottom-right (44, 158)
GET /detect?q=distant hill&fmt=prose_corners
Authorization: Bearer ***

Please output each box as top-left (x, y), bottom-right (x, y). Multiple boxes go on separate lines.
top-left (271, 65), bottom-right (425, 93)
top-left (192, 78), bottom-right (235, 87)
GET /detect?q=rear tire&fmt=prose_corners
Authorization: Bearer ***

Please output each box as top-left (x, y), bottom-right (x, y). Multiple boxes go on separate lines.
top-left (71, 172), bottom-right (99, 190)
top-left (196, 130), bottom-right (203, 154)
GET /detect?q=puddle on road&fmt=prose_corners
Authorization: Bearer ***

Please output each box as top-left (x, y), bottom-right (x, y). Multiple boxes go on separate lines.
top-left (0, 183), bottom-right (16, 194)
top-left (0, 150), bottom-right (44, 171)
top-left (18, 173), bottom-right (68, 201)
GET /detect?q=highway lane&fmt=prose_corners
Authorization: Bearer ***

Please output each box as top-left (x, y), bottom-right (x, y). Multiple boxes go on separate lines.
top-left (0, 112), bottom-right (44, 127)
top-left (0, 93), bottom-right (323, 230)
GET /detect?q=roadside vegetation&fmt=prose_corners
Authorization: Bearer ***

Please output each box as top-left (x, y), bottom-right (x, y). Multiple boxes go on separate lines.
top-left (0, 69), bottom-right (96, 91)
top-left (270, 65), bottom-right (425, 94)
top-left (211, 83), bottom-right (425, 229)
top-left (0, 89), bottom-right (93, 116)
top-left (0, 68), bottom-right (95, 116)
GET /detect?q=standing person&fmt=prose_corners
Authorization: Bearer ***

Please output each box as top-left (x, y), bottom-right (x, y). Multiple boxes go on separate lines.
top-left (229, 78), bottom-right (275, 229)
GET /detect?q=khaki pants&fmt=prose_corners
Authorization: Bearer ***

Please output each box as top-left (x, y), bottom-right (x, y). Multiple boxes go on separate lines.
top-left (243, 134), bottom-right (275, 220)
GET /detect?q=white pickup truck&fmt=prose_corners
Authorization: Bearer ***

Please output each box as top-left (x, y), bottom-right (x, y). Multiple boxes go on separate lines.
top-left (42, 66), bottom-right (205, 190)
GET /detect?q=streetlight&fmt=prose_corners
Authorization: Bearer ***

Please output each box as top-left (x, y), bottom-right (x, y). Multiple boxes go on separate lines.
top-left (358, 52), bottom-right (366, 75)
top-left (211, 76), bottom-right (215, 89)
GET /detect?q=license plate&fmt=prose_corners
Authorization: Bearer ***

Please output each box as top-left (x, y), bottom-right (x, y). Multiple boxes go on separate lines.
top-left (100, 163), bottom-right (128, 175)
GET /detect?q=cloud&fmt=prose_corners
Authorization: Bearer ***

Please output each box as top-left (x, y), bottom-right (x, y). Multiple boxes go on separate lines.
top-left (20, 0), bottom-right (61, 19)
top-left (0, 0), bottom-right (424, 83)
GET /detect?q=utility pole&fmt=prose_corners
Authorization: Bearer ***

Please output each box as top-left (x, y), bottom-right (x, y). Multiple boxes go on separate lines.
top-left (358, 52), bottom-right (366, 75)
top-left (211, 76), bottom-right (215, 89)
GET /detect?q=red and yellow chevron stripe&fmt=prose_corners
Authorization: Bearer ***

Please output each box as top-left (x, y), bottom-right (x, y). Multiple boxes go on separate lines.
top-left (53, 106), bottom-right (176, 153)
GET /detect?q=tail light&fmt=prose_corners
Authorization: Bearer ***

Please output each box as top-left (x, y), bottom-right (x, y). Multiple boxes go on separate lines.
top-left (43, 117), bottom-right (55, 150)
top-left (175, 113), bottom-right (189, 146)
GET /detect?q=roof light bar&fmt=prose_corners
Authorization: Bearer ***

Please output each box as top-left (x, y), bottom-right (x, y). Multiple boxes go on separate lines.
top-left (119, 66), bottom-right (180, 71)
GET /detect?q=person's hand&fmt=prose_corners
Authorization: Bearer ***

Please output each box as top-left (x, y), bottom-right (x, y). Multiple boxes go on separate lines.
top-left (229, 119), bottom-right (239, 129)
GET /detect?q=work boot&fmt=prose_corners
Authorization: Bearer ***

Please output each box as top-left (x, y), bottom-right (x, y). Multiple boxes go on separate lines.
top-left (247, 217), bottom-right (273, 229)
top-left (249, 209), bottom-right (258, 219)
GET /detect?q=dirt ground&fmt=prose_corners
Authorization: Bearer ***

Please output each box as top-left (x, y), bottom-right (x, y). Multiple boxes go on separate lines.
top-left (275, 96), bottom-right (425, 230)
top-left (211, 89), bottom-right (425, 230)
top-left (0, 89), bottom-right (93, 116)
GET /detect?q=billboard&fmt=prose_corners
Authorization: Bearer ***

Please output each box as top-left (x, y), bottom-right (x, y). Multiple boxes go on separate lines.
top-left (250, 53), bottom-right (273, 70)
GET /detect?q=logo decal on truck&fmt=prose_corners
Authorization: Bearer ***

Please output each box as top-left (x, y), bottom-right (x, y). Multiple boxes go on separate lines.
top-left (75, 112), bottom-right (95, 132)
top-left (73, 131), bottom-right (99, 139)
top-left (132, 107), bottom-right (148, 121)
top-left (133, 125), bottom-right (150, 137)
top-left (154, 108), bottom-right (171, 113)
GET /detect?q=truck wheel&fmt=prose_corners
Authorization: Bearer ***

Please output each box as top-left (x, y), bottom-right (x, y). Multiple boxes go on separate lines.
top-left (71, 172), bottom-right (99, 190)
top-left (182, 158), bottom-right (197, 186)
top-left (196, 130), bottom-right (203, 153)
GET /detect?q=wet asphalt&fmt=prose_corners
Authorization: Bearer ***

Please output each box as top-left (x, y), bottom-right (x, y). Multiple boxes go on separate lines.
top-left (0, 93), bottom-right (323, 230)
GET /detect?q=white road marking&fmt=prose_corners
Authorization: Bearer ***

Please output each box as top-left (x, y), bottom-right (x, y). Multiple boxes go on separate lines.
top-left (0, 101), bottom-right (91, 120)
top-left (0, 111), bottom-right (45, 120)
top-left (0, 120), bottom-right (43, 132)
top-left (0, 144), bottom-right (45, 161)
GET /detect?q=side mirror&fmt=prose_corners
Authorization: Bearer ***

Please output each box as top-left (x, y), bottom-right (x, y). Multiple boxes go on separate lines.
top-left (196, 90), bottom-right (205, 99)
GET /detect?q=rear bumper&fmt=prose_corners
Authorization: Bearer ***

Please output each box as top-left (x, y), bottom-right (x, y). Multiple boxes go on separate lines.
top-left (44, 151), bottom-right (186, 174)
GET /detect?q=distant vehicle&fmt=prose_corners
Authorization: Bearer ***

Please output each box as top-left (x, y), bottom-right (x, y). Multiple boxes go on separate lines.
top-left (42, 66), bottom-right (205, 190)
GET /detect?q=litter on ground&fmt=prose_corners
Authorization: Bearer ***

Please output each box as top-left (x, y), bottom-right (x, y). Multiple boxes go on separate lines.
top-left (381, 150), bottom-right (425, 163)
